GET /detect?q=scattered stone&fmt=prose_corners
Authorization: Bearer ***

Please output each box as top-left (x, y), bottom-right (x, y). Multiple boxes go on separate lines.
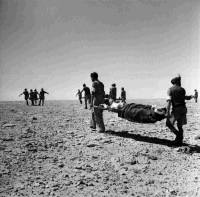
top-left (148, 155), bottom-right (158, 160)
top-left (0, 167), bottom-right (10, 175)
top-left (25, 143), bottom-right (37, 152)
top-left (176, 146), bottom-right (192, 154)
top-left (58, 163), bottom-right (64, 168)
top-left (194, 135), bottom-right (200, 140)
top-left (87, 143), bottom-right (99, 147)
top-left (33, 182), bottom-right (40, 187)
top-left (2, 137), bottom-right (14, 141)
top-left (74, 166), bottom-right (82, 170)
top-left (0, 145), bottom-right (6, 151)
top-left (102, 139), bottom-right (112, 144)
top-left (87, 182), bottom-right (94, 186)
top-left (130, 157), bottom-right (137, 165)
top-left (119, 169), bottom-right (127, 175)
top-left (3, 124), bottom-right (16, 128)
top-left (64, 181), bottom-right (72, 186)
top-left (76, 180), bottom-right (85, 186)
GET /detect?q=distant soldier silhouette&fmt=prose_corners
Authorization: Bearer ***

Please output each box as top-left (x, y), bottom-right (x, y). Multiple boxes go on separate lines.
top-left (76, 89), bottom-right (82, 104)
top-left (121, 87), bottom-right (126, 103)
top-left (81, 84), bottom-right (91, 109)
top-left (33, 89), bottom-right (40, 105)
top-left (19, 88), bottom-right (29, 105)
top-left (29, 89), bottom-right (35, 106)
top-left (194, 89), bottom-right (198, 103)
top-left (109, 83), bottom-right (117, 102)
top-left (38, 88), bottom-right (49, 106)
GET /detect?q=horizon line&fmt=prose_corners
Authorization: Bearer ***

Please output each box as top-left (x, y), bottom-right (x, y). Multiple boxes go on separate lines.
top-left (0, 98), bottom-right (167, 102)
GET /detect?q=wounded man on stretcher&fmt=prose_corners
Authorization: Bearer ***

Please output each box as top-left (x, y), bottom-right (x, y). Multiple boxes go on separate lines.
top-left (95, 102), bottom-right (166, 124)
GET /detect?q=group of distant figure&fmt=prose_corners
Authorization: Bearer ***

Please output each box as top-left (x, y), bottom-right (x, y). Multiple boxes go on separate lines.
top-left (76, 83), bottom-right (126, 109)
top-left (19, 88), bottom-right (49, 106)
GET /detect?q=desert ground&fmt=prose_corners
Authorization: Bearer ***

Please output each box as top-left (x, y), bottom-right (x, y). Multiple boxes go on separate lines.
top-left (0, 99), bottom-right (200, 197)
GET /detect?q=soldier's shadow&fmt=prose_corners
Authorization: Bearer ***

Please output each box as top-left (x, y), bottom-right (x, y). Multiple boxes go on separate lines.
top-left (106, 130), bottom-right (200, 154)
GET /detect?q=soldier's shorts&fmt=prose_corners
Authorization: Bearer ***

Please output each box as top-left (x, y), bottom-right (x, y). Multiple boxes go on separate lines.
top-left (169, 106), bottom-right (187, 126)
top-left (85, 94), bottom-right (91, 103)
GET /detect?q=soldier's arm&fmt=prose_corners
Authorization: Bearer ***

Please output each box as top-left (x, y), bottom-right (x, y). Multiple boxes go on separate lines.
top-left (19, 93), bottom-right (23, 97)
top-left (166, 89), bottom-right (171, 117)
top-left (90, 82), bottom-right (97, 108)
top-left (80, 88), bottom-right (84, 93)
top-left (166, 101), bottom-right (171, 117)
top-left (185, 89), bottom-right (193, 100)
top-left (185, 95), bottom-right (193, 100)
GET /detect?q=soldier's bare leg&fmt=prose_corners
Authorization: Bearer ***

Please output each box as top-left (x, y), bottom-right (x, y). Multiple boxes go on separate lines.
top-left (90, 108), bottom-right (96, 129)
top-left (166, 118), bottom-right (179, 139)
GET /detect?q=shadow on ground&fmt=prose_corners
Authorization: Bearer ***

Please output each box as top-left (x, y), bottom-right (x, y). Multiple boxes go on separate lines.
top-left (105, 130), bottom-right (200, 154)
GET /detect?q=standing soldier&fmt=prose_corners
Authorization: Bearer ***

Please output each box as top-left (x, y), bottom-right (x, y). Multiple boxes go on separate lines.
top-left (194, 89), bottom-right (198, 103)
top-left (33, 89), bottom-right (40, 105)
top-left (121, 87), bottom-right (126, 103)
top-left (81, 84), bottom-right (91, 109)
top-left (109, 83), bottom-right (117, 102)
top-left (165, 75), bottom-right (193, 146)
top-left (19, 88), bottom-right (29, 105)
top-left (90, 72), bottom-right (105, 132)
top-left (29, 89), bottom-right (35, 106)
top-left (76, 89), bottom-right (82, 104)
top-left (38, 88), bottom-right (49, 106)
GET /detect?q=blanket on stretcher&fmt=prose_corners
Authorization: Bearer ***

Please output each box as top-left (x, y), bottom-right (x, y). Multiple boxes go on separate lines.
top-left (116, 103), bottom-right (166, 123)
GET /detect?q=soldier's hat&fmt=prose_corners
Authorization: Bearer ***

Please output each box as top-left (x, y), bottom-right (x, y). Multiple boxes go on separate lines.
top-left (171, 75), bottom-right (181, 85)
top-left (121, 87), bottom-right (124, 90)
top-left (111, 83), bottom-right (116, 87)
top-left (24, 88), bottom-right (27, 90)
top-left (41, 88), bottom-right (44, 90)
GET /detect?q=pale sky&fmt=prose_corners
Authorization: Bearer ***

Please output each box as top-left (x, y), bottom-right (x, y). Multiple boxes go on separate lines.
top-left (0, 0), bottom-right (199, 101)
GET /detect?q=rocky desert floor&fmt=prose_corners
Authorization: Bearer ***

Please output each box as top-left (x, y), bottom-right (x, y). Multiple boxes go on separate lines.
top-left (0, 99), bottom-right (200, 197)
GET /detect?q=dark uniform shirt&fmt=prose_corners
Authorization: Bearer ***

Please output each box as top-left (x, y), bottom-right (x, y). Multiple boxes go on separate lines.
top-left (23, 91), bottom-right (29, 100)
top-left (29, 92), bottom-right (35, 100)
top-left (77, 92), bottom-right (82, 99)
top-left (167, 85), bottom-right (186, 108)
top-left (121, 90), bottom-right (126, 99)
top-left (194, 91), bottom-right (198, 98)
top-left (83, 87), bottom-right (91, 95)
top-left (33, 91), bottom-right (39, 100)
top-left (92, 80), bottom-right (105, 105)
top-left (109, 87), bottom-right (117, 100)
top-left (40, 90), bottom-right (48, 100)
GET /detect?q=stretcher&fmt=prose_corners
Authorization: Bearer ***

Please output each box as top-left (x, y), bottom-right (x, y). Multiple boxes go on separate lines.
top-left (94, 103), bottom-right (166, 124)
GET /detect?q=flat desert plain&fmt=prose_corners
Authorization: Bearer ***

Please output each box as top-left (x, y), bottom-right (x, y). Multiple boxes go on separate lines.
top-left (0, 99), bottom-right (200, 197)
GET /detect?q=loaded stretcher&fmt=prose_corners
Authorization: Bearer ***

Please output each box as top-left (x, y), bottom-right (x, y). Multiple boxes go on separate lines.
top-left (95, 102), bottom-right (166, 124)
